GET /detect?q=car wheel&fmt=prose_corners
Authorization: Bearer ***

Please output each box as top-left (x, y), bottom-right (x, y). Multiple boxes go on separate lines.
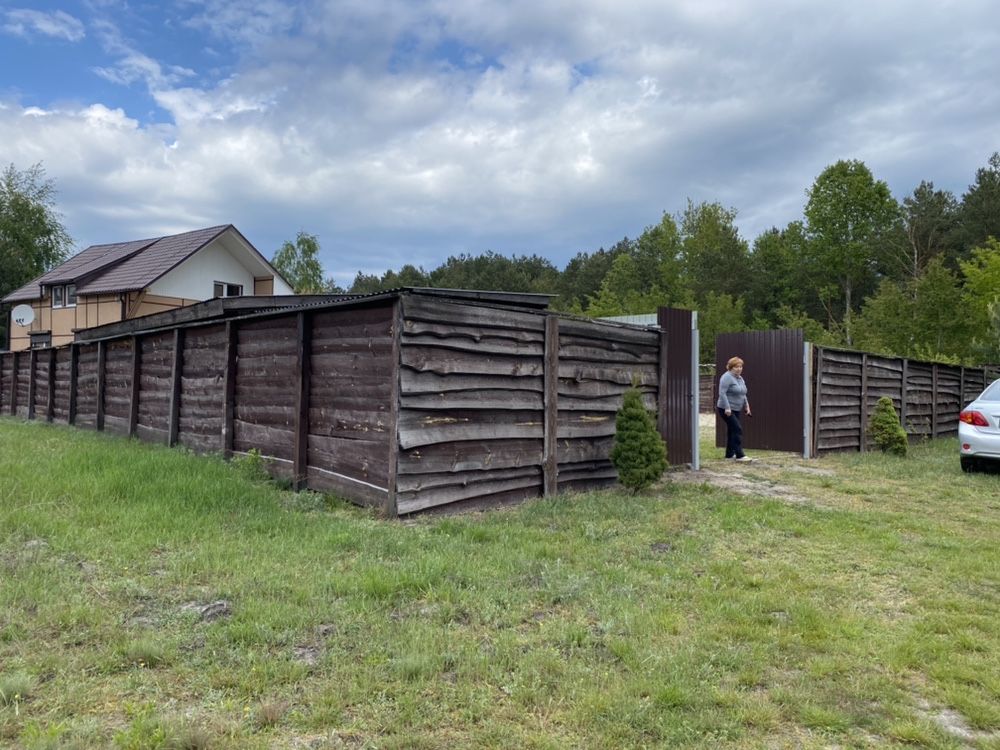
top-left (960, 456), bottom-right (978, 473)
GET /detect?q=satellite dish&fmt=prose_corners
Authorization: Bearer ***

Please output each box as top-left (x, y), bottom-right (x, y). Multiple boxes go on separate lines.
top-left (11, 304), bottom-right (35, 327)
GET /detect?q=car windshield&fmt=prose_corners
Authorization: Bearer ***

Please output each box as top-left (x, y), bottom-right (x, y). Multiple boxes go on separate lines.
top-left (981, 379), bottom-right (1000, 402)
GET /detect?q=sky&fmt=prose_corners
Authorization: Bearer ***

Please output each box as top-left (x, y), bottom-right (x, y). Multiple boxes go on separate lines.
top-left (1, 1), bottom-right (998, 287)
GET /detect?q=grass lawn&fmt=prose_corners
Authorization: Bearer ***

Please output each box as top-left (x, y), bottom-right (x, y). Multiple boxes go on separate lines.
top-left (1, 416), bottom-right (999, 749)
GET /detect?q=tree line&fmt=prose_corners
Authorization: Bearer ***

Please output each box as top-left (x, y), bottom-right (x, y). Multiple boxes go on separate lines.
top-left (276, 154), bottom-right (1000, 364)
top-left (4, 155), bottom-right (999, 365)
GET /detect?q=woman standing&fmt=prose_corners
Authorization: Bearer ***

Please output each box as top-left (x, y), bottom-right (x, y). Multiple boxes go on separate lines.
top-left (717, 356), bottom-right (752, 461)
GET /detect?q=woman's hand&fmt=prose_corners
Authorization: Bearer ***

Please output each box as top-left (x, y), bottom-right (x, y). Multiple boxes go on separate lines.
top-left (724, 409), bottom-right (732, 416)
top-left (745, 405), bottom-right (752, 417)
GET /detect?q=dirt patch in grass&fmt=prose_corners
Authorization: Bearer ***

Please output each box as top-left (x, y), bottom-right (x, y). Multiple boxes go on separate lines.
top-left (674, 467), bottom-right (810, 504)
top-left (690, 415), bottom-right (836, 505)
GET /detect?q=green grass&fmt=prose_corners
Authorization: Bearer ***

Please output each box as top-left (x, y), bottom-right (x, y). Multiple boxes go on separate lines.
top-left (1, 417), bottom-right (999, 748)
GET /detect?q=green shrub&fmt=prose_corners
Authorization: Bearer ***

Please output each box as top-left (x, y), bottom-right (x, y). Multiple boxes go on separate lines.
top-left (233, 448), bottom-right (269, 482)
top-left (868, 396), bottom-right (908, 456)
top-left (610, 388), bottom-right (667, 492)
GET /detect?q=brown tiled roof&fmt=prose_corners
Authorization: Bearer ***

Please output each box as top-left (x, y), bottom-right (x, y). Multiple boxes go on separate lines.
top-left (3, 238), bottom-right (156, 302)
top-left (77, 225), bottom-right (228, 294)
top-left (3, 225), bottom-right (231, 302)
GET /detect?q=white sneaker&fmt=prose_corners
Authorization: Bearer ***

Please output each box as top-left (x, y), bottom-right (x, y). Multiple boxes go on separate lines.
top-left (735, 455), bottom-right (753, 462)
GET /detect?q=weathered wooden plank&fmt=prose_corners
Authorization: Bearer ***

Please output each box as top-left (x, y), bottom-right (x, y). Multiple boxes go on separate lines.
top-left (134, 423), bottom-right (167, 444)
top-left (396, 438), bottom-right (543, 475)
top-left (176, 431), bottom-right (222, 454)
top-left (557, 462), bottom-right (618, 483)
top-left (557, 411), bottom-right (616, 439)
top-left (401, 347), bottom-right (543, 377)
top-left (398, 484), bottom-right (542, 516)
top-left (233, 420), bottom-right (295, 460)
top-left (311, 337), bottom-right (395, 357)
top-left (557, 317), bottom-right (659, 346)
top-left (400, 389), bottom-right (543, 411)
top-left (313, 303), bottom-right (394, 332)
top-left (558, 392), bottom-right (651, 413)
top-left (398, 409), bottom-right (543, 449)
top-left (557, 436), bottom-right (615, 465)
top-left (307, 434), bottom-right (389, 486)
top-left (305, 467), bottom-right (388, 508)
top-left (178, 415), bottom-right (223, 434)
top-left (402, 319), bottom-right (542, 346)
top-left (397, 465), bottom-right (542, 494)
top-left (234, 384), bottom-right (298, 404)
top-left (558, 339), bottom-right (659, 365)
top-left (233, 404), bottom-right (295, 424)
top-left (401, 333), bottom-right (543, 357)
top-left (558, 362), bottom-right (658, 387)
top-left (396, 472), bottom-right (543, 514)
top-left (402, 294), bottom-right (545, 333)
top-left (306, 408), bottom-right (389, 438)
top-left (560, 384), bottom-right (657, 408)
top-left (400, 369), bottom-right (542, 395)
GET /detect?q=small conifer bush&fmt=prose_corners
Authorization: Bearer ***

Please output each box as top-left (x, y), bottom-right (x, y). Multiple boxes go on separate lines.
top-left (610, 387), bottom-right (668, 492)
top-left (868, 396), bottom-right (908, 456)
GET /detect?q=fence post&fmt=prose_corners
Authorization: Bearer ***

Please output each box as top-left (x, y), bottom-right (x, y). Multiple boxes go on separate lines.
top-left (292, 312), bottom-right (311, 491)
top-left (9, 351), bottom-right (17, 415)
top-left (47, 348), bottom-right (56, 421)
top-left (68, 345), bottom-right (78, 425)
top-left (959, 366), bottom-right (965, 407)
top-left (543, 315), bottom-right (560, 497)
top-left (900, 358), bottom-right (909, 432)
top-left (931, 363), bottom-right (939, 438)
top-left (813, 346), bottom-right (824, 455)
top-left (128, 336), bottom-right (141, 437)
top-left (27, 348), bottom-right (37, 420)
top-left (95, 341), bottom-right (106, 431)
top-left (222, 321), bottom-right (237, 459)
top-left (167, 328), bottom-right (184, 446)
top-left (859, 352), bottom-right (868, 452)
top-left (384, 299), bottom-right (403, 518)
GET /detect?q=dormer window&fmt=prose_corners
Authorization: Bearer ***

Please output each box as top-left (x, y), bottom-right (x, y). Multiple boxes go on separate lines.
top-left (50, 284), bottom-right (77, 308)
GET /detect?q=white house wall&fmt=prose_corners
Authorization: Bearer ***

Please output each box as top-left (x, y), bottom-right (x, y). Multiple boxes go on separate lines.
top-left (149, 240), bottom-right (256, 299)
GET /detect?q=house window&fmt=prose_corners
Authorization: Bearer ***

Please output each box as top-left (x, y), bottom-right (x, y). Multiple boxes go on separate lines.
top-left (50, 284), bottom-right (77, 308)
top-left (213, 282), bottom-right (243, 298)
top-left (30, 332), bottom-right (51, 348)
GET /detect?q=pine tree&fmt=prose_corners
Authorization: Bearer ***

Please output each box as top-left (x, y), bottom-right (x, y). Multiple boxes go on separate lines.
top-left (868, 396), bottom-right (908, 456)
top-left (610, 388), bottom-right (668, 492)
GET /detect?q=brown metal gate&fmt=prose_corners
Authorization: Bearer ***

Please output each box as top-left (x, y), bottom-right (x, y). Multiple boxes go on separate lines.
top-left (715, 329), bottom-right (806, 454)
top-left (657, 307), bottom-right (698, 468)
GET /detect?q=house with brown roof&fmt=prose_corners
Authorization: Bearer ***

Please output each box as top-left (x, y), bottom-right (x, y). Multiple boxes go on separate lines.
top-left (4, 225), bottom-right (293, 351)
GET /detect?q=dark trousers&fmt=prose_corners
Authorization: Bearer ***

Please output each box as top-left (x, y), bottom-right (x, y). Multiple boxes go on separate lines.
top-left (718, 408), bottom-right (744, 458)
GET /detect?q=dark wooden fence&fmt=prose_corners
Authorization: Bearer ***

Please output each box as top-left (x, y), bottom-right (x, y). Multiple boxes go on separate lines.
top-left (0, 291), bottom-right (681, 516)
top-left (813, 346), bottom-right (1000, 454)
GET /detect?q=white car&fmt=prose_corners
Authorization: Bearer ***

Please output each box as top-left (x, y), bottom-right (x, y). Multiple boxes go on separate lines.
top-left (959, 378), bottom-right (1000, 473)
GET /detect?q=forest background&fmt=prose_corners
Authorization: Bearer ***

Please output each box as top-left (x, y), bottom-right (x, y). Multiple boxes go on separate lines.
top-left (4, 155), bottom-right (1000, 365)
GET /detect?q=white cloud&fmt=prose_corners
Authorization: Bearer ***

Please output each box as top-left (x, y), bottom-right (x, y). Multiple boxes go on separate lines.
top-left (2, 9), bottom-right (86, 41)
top-left (2, 0), bottom-right (999, 280)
